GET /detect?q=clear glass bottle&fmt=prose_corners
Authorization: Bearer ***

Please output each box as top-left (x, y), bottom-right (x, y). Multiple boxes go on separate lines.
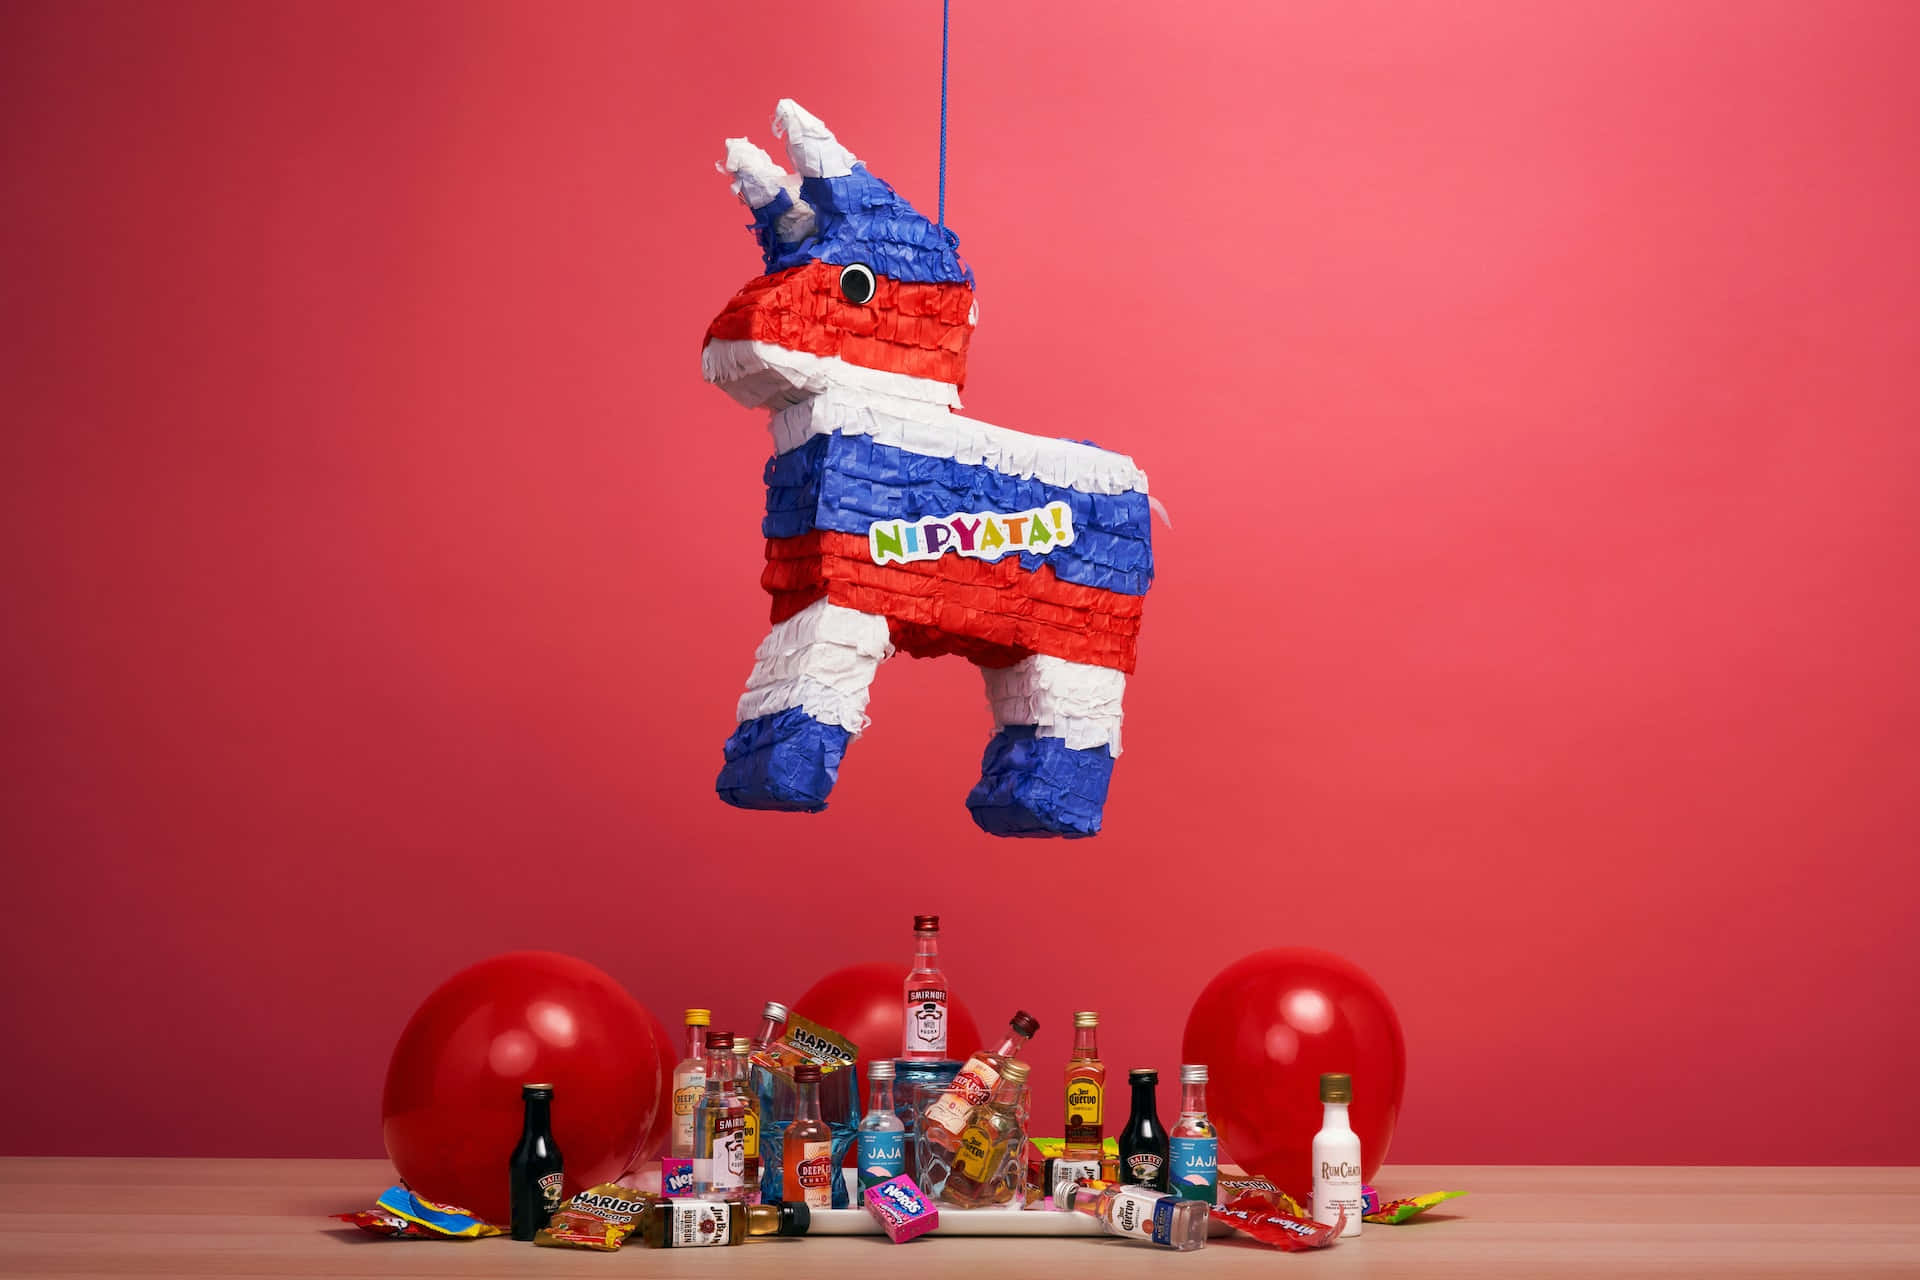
top-left (692, 1032), bottom-right (746, 1200)
top-left (1312, 1072), bottom-right (1363, 1237)
top-left (750, 1000), bottom-right (789, 1053)
top-left (940, 1060), bottom-right (1032, 1207)
top-left (638, 1199), bottom-right (810, 1247)
top-left (1071, 1182), bottom-right (1209, 1251)
top-left (670, 1008), bottom-right (711, 1158)
top-left (781, 1064), bottom-right (834, 1209)
top-left (1063, 1010), bottom-right (1105, 1161)
top-left (924, 1010), bottom-right (1039, 1152)
top-left (730, 1039), bottom-right (761, 1203)
top-left (857, 1060), bottom-right (906, 1190)
top-left (1168, 1064), bottom-right (1218, 1203)
top-left (1118, 1068), bottom-right (1169, 1191)
top-left (903, 914), bottom-right (950, 1060)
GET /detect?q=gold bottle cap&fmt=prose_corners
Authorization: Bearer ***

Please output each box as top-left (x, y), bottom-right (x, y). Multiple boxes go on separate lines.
top-left (1002, 1059), bottom-right (1032, 1083)
top-left (731, 1040), bottom-right (749, 1056)
top-left (685, 1008), bottom-right (711, 1026)
top-left (1073, 1011), bottom-right (1099, 1028)
top-left (1320, 1072), bottom-right (1352, 1103)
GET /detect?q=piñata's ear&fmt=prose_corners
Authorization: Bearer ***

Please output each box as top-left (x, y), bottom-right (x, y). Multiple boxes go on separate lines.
top-left (772, 99), bottom-right (858, 178)
top-left (719, 136), bottom-right (816, 247)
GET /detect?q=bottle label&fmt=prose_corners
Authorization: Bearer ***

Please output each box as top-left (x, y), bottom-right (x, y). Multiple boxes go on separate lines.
top-left (1314, 1155), bottom-right (1364, 1231)
top-left (671, 1083), bottom-right (701, 1152)
top-left (955, 1121), bottom-right (999, 1181)
top-left (669, 1201), bottom-right (729, 1246)
top-left (694, 1111), bottom-right (745, 1190)
top-left (858, 1130), bottom-right (906, 1187)
top-left (793, 1140), bottom-right (834, 1208)
top-left (1125, 1151), bottom-right (1166, 1185)
top-left (537, 1171), bottom-right (564, 1214)
top-left (926, 1057), bottom-right (999, 1134)
top-left (1064, 1077), bottom-right (1103, 1145)
top-left (905, 987), bottom-right (948, 1054)
top-left (1109, 1186), bottom-right (1177, 1244)
top-left (1170, 1136), bottom-right (1217, 1200)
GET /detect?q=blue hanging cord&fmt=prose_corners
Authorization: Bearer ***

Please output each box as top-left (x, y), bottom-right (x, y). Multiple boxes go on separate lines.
top-left (938, 0), bottom-right (950, 231)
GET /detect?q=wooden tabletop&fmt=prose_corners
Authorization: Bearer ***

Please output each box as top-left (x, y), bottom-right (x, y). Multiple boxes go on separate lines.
top-left (3, 1159), bottom-right (1916, 1278)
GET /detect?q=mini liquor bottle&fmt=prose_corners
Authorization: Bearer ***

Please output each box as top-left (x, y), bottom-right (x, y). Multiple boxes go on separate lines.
top-left (750, 1000), bottom-right (789, 1053)
top-left (940, 1059), bottom-right (1032, 1207)
top-left (856, 1060), bottom-right (906, 1190)
top-left (692, 1032), bottom-right (746, 1200)
top-left (1063, 1010), bottom-right (1105, 1161)
top-left (924, 1010), bottom-right (1039, 1153)
top-left (729, 1039), bottom-right (761, 1203)
top-left (902, 914), bottom-right (950, 1060)
top-left (670, 1008), bottom-right (711, 1158)
top-left (638, 1198), bottom-right (810, 1247)
top-left (1118, 1068), bottom-right (1170, 1191)
top-left (507, 1082), bottom-right (563, 1241)
top-left (781, 1063), bottom-right (835, 1209)
top-left (1070, 1182), bottom-right (1209, 1251)
top-left (1168, 1064), bottom-right (1218, 1203)
top-left (1311, 1072), bottom-right (1363, 1237)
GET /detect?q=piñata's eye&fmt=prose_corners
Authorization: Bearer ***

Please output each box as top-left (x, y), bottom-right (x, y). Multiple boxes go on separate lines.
top-left (839, 262), bottom-right (877, 305)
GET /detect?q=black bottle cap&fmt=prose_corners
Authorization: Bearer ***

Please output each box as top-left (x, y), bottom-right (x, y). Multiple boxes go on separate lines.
top-left (1129, 1067), bottom-right (1158, 1084)
top-left (779, 1201), bottom-right (811, 1236)
top-left (521, 1082), bottom-right (554, 1097)
top-left (1011, 1010), bottom-right (1040, 1037)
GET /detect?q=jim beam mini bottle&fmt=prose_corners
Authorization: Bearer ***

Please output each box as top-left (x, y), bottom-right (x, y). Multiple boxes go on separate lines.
top-left (1312, 1072), bottom-right (1363, 1237)
top-left (670, 1008), bottom-right (710, 1158)
top-left (1063, 1011), bottom-right (1105, 1161)
top-left (639, 1199), bottom-right (810, 1247)
top-left (1168, 1064), bottom-right (1218, 1202)
top-left (781, 1064), bottom-right (835, 1209)
top-left (903, 914), bottom-right (950, 1060)
top-left (508, 1082), bottom-right (564, 1240)
top-left (925, 1010), bottom-right (1040, 1153)
top-left (1118, 1068), bottom-right (1170, 1191)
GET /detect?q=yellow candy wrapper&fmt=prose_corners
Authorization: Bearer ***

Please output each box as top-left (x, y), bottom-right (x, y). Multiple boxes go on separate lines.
top-left (1365, 1189), bottom-right (1467, 1224)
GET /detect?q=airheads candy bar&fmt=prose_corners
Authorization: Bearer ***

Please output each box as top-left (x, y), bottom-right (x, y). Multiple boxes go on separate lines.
top-left (534, 1182), bottom-right (656, 1251)
top-left (865, 1175), bottom-right (938, 1243)
top-left (1366, 1189), bottom-right (1467, 1224)
top-left (368, 1186), bottom-right (501, 1238)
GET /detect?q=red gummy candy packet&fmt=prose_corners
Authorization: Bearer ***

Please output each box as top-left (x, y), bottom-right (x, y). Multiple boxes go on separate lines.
top-left (332, 1210), bottom-right (437, 1238)
top-left (1209, 1193), bottom-right (1344, 1250)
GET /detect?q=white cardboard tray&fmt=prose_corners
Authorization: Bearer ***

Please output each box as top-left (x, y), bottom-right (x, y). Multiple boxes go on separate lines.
top-left (807, 1172), bottom-right (1229, 1237)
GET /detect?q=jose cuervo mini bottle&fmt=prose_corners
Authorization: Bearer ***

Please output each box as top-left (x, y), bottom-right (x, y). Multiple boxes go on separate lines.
top-left (1312, 1072), bottom-right (1363, 1237)
top-left (1063, 1011), bottom-right (1105, 1161)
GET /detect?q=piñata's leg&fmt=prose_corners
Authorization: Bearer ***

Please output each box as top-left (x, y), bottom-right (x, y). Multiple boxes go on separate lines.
top-left (717, 599), bottom-right (892, 812)
top-left (967, 655), bottom-right (1124, 837)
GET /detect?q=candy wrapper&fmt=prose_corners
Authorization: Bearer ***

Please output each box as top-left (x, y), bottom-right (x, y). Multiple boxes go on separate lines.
top-left (750, 1010), bottom-right (861, 1207)
top-left (1210, 1193), bottom-right (1344, 1250)
top-left (357, 1186), bottom-right (500, 1238)
top-left (331, 1210), bottom-right (440, 1239)
top-left (1366, 1189), bottom-right (1467, 1224)
top-left (533, 1182), bottom-right (656, 1251)
top-left (704, 99), bottom-right (1156, 838)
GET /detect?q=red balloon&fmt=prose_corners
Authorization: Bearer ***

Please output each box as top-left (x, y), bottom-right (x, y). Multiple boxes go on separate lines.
top-left (792, 962), bottom-right (984, 1070)
top-left (1182, 948), bottom-right (1404, 1197)
top-left (382, 951), bottom-right (667, 1223)
top-left (634, 1003), bottom-right (676, 1163)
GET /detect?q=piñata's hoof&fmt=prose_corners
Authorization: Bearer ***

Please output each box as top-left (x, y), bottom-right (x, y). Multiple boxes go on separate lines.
top-left (965, 725), bottom-right (1114, 838)
top-left (717, 707), bottom-right (852, 812)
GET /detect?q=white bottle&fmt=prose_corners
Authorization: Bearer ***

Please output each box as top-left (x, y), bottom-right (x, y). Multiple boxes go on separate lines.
top-left (1311, 1072), bottom-right (1363, 1238)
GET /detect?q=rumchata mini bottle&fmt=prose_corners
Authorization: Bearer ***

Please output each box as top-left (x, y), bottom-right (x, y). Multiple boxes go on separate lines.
top-left (1312, 1072), bottom-right (1363, 1237)
top-left (1168, 1064), bottom-right (1218, 1202)
top-left (1118, 1068), bottom-right (1170, 1191)
top-left (508, 1082), bottom-right (564, 1240)
top-left (903, 914), bottom-right (950, 1060)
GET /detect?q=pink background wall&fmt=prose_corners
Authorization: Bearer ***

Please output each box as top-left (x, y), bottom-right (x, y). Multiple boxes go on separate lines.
top-left (3, 0), bottom-right (1917, 1164)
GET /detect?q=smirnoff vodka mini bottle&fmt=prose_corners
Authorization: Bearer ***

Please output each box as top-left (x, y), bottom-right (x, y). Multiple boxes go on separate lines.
top-left (692, 1033), bottom-right (746, 1200)
top-left (1311, 1072), bottom-right (1363, 1237)
top-left (857, 1060), bottom-right (906, 1190)
top-left (730, 1039), bottom-right (761, 1203)
top-left (903, 914), bottom-right (950, 1060)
